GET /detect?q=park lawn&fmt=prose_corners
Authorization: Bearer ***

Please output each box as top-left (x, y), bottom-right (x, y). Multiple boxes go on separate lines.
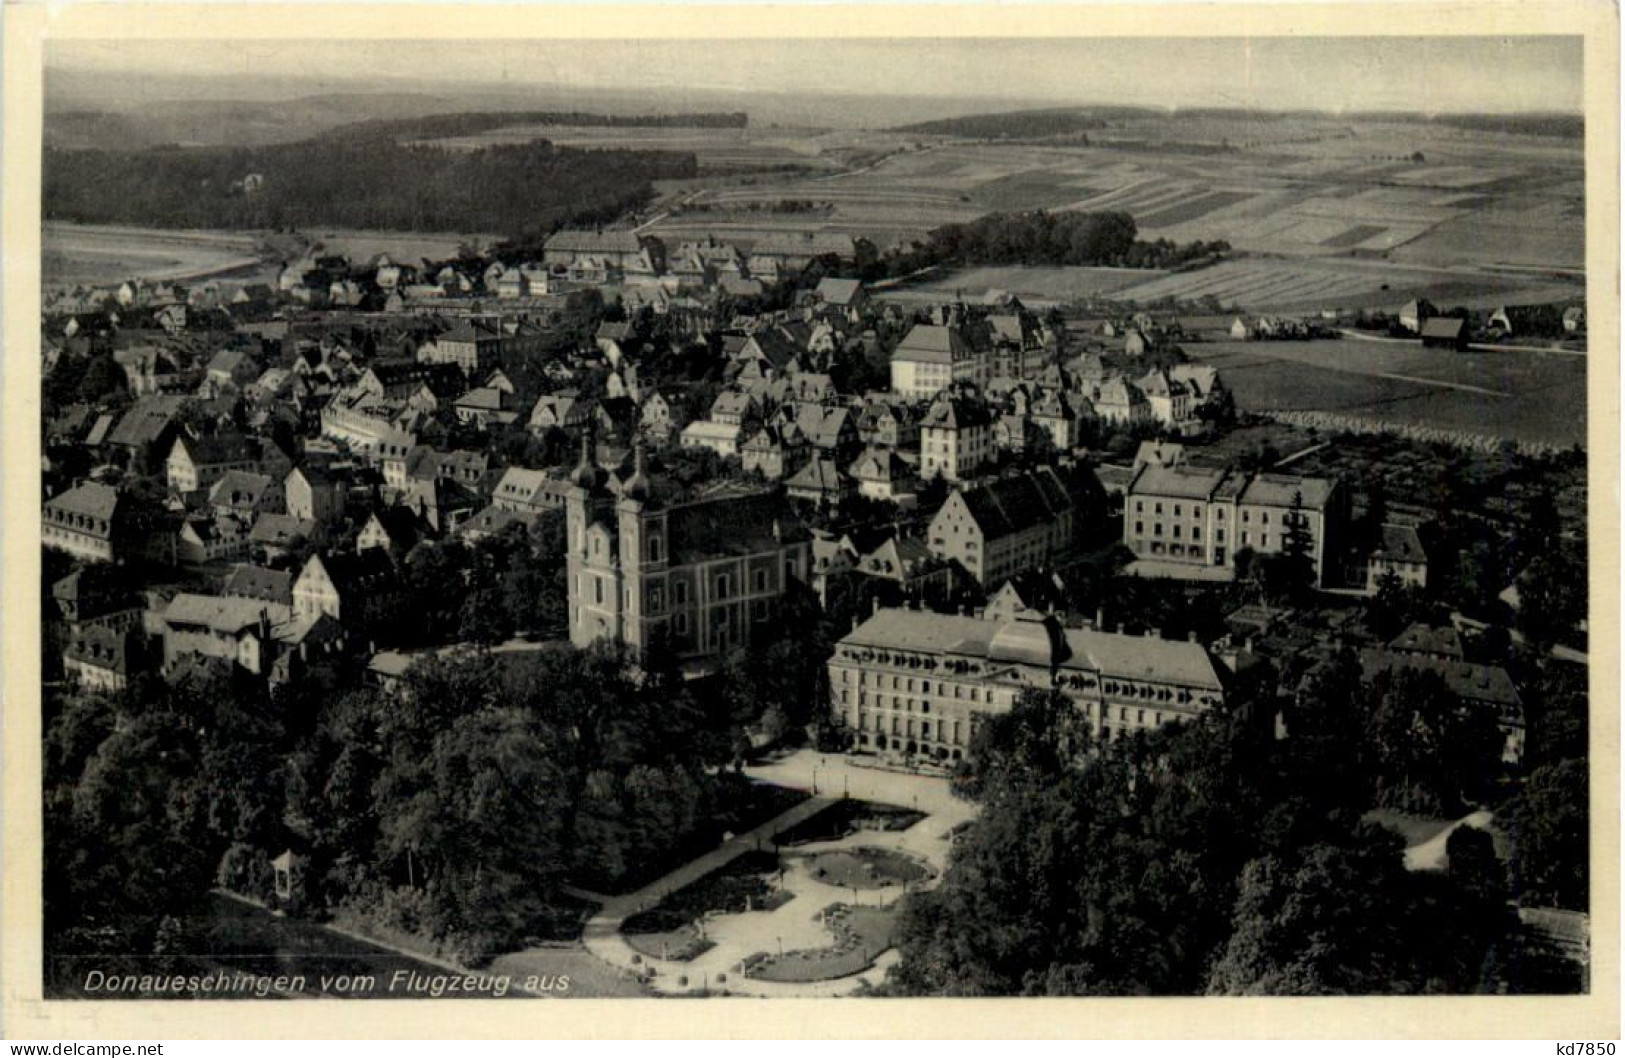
top-left (748, 904), bottom-right (900, 984)
top-left (487, 944), bottom-right (653, 998)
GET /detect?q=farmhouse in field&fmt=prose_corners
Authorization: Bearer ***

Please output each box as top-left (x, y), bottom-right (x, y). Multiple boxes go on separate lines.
top-left (1420, 316), bottom-right (1467, 350)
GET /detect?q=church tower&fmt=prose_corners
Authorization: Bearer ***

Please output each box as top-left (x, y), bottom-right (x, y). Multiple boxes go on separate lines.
top-left (614, 444), bottom-right (669, 654)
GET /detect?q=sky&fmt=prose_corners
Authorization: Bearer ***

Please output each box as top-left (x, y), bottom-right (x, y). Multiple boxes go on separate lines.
top-left (50, 36), bottom-right (1583, 115)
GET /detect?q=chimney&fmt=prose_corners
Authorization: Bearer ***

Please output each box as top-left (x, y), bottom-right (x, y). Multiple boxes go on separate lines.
top-left (1144, 628), bottom-right (1158, 639)
top-left (1187, 630), bottom-right (1198, 643)
top-left (871, 595), bottom-right (881, 616)
top-left (1096, 606), bottom-right (1105, 630)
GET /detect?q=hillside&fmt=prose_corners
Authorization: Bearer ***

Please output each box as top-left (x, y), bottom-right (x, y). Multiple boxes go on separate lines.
top-left (43, 134), bottom-right (697, 236)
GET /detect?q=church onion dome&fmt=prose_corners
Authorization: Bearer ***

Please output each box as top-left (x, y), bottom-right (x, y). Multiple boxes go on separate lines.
top-left (987, 614), bottom-right (1070, 668)
top-left (570, 433), bottom-right (601, 489)
top-left (623, 443), bottom-right (652, 502)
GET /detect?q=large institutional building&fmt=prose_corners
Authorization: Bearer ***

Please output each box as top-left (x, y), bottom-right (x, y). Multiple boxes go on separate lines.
top-left (1124, 463), bottom-right (1344, 586)
top-left (565, 446), bottom-right (812, 664)
top-left (829, 606), bottom-right (1226, 764)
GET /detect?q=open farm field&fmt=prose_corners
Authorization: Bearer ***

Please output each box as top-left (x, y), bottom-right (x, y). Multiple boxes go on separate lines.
top-left (884, 265), bottom-right (1162, 304)
top-left (304, 228), bottom-right (503, 264)
top-left (1102, 257), bottom-right (1582, 313)
top-left (650, 124), bottom-right (1583, 274)
top-left (42, 223), bottom-right (265, 286)
top-left (1186, 339), bottom-right (1586, 447)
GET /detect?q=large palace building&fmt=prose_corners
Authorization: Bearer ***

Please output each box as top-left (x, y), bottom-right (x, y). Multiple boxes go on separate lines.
top-left (828, 605), bottom-right (1226, 764)
top-left (565, 444), bottom-right (811, 665)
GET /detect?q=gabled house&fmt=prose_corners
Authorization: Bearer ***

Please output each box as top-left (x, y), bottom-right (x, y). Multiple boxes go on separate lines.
top-left (740, 423), bottom-right (811, 481)
top-left (284, 465), bottom-right (347, 526)
top-left (920, 394), bottom-right (994, 482)
top-left (1367, 523), bottom-right (1429, 592)
top-left (357, 506), bottom-right (428, 559)
top-left (927, 464), bottom-right (1102, 587)
top-left (293, 550), bottom-right (402, 630)
top-left (785, 454), bottom-right (852, 504)
top-left (849, 446), bottom-right (918, 502)
top-left (166, 433), bottom-right (259, 494)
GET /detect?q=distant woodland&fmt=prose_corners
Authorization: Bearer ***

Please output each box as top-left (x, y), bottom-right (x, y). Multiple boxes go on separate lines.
top-left (896, 106), bottom-right (1584, 142)
top-left (333, 110), bottom-right (750, 142)
top-left (43, 136), bottom-right (698, 235)
top-left (875, 210), bottom-right (1230, 274)
top-left (894, 109), bottom-right (1109, 139)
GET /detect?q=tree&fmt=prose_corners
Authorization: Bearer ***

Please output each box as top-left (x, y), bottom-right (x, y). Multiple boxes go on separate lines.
top-left (376, 705), bottom-right (572, 963)
top-left (1274, 490), bottom-right (1317, 601)
top-left (1506, 758), bottom-right (1588, 912)
top-left (1515, 551), bottom-right (1585, 651)
top-left (894, 698), bottom-right (1266, 996)
top-left (1367, 569), bottom-right (1422, 640)
top-left (1207, 827), bottom-right (1422, 995)
top-left (1367, 668), bottom-right (1504, 815)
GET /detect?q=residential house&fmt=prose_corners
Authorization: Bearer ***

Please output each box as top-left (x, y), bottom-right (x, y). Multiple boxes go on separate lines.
top-left (42, 482), bottom-right (156, 564)
top-left (1093, 377), bottom-right (1152, 427)
top-left (177, 514), bottom-right (252, 566)
top-left (741, 423), bottom-right (812, 481)
top-left (785, 454), bottom-right (852, 504)
top-left (357, 506), bottom-right (428, 559)
top-left (249, 513), bottom-right (322, 563)
top-left (1356, 649), bottom-right (1525, 763)
top-left (222, 564), bottom-right (295, 608)
top-left (492, 466), bottom-right (572, 514)
top-left (927, 464), bottom-right (1102, 587)
top-left (815, 278), bottom-right (869, 320)
top-left (293, 550), bottom-right (401, 630)
top-left (890, 317), bottom-right (991, 400)
top-left (166, 433), bottom-right (259, 494)
top-left (849, 446), bottom-right (917, 502)
top-left (63, 626), bottom-right (139, 692)
top-left (1368, 523), bottom-right (1430, 593)
top-left (284, 465), bottom-right (347, 526)
top-left (857, 400), bottom-right (919, 451)
top-left (529, 392), bottom-right (595, 438)
top-left (418, 317), bottom-right (506, 378)
top-left (1420, 317), bottom-right (1468, 350)
top-left (639, 392), bottom-right (678, 444)
top-left (919, 394), bottom-right (994, 483)
top-left (160, 592), bottom-right (290, 676)
top-left (453, 386), bottom-right (525, 428)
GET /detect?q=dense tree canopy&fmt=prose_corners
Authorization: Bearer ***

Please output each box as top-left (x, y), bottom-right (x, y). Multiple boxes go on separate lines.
top-left (45, 138), bottom-right (695, 235)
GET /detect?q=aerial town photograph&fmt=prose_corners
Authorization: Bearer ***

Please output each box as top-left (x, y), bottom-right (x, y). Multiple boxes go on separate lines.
top-left (33, 32), bottom-right (1592, 1007)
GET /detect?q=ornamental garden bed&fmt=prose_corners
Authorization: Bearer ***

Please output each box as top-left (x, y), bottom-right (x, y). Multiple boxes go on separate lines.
top-left (804, 847), bottom-right (930, 890)
top-left (774, 799), bottom-right (926, 847)
top-left (622, 851), bottom-right (794, 937)
top-left (744, 904), bottom-right (899, 983)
